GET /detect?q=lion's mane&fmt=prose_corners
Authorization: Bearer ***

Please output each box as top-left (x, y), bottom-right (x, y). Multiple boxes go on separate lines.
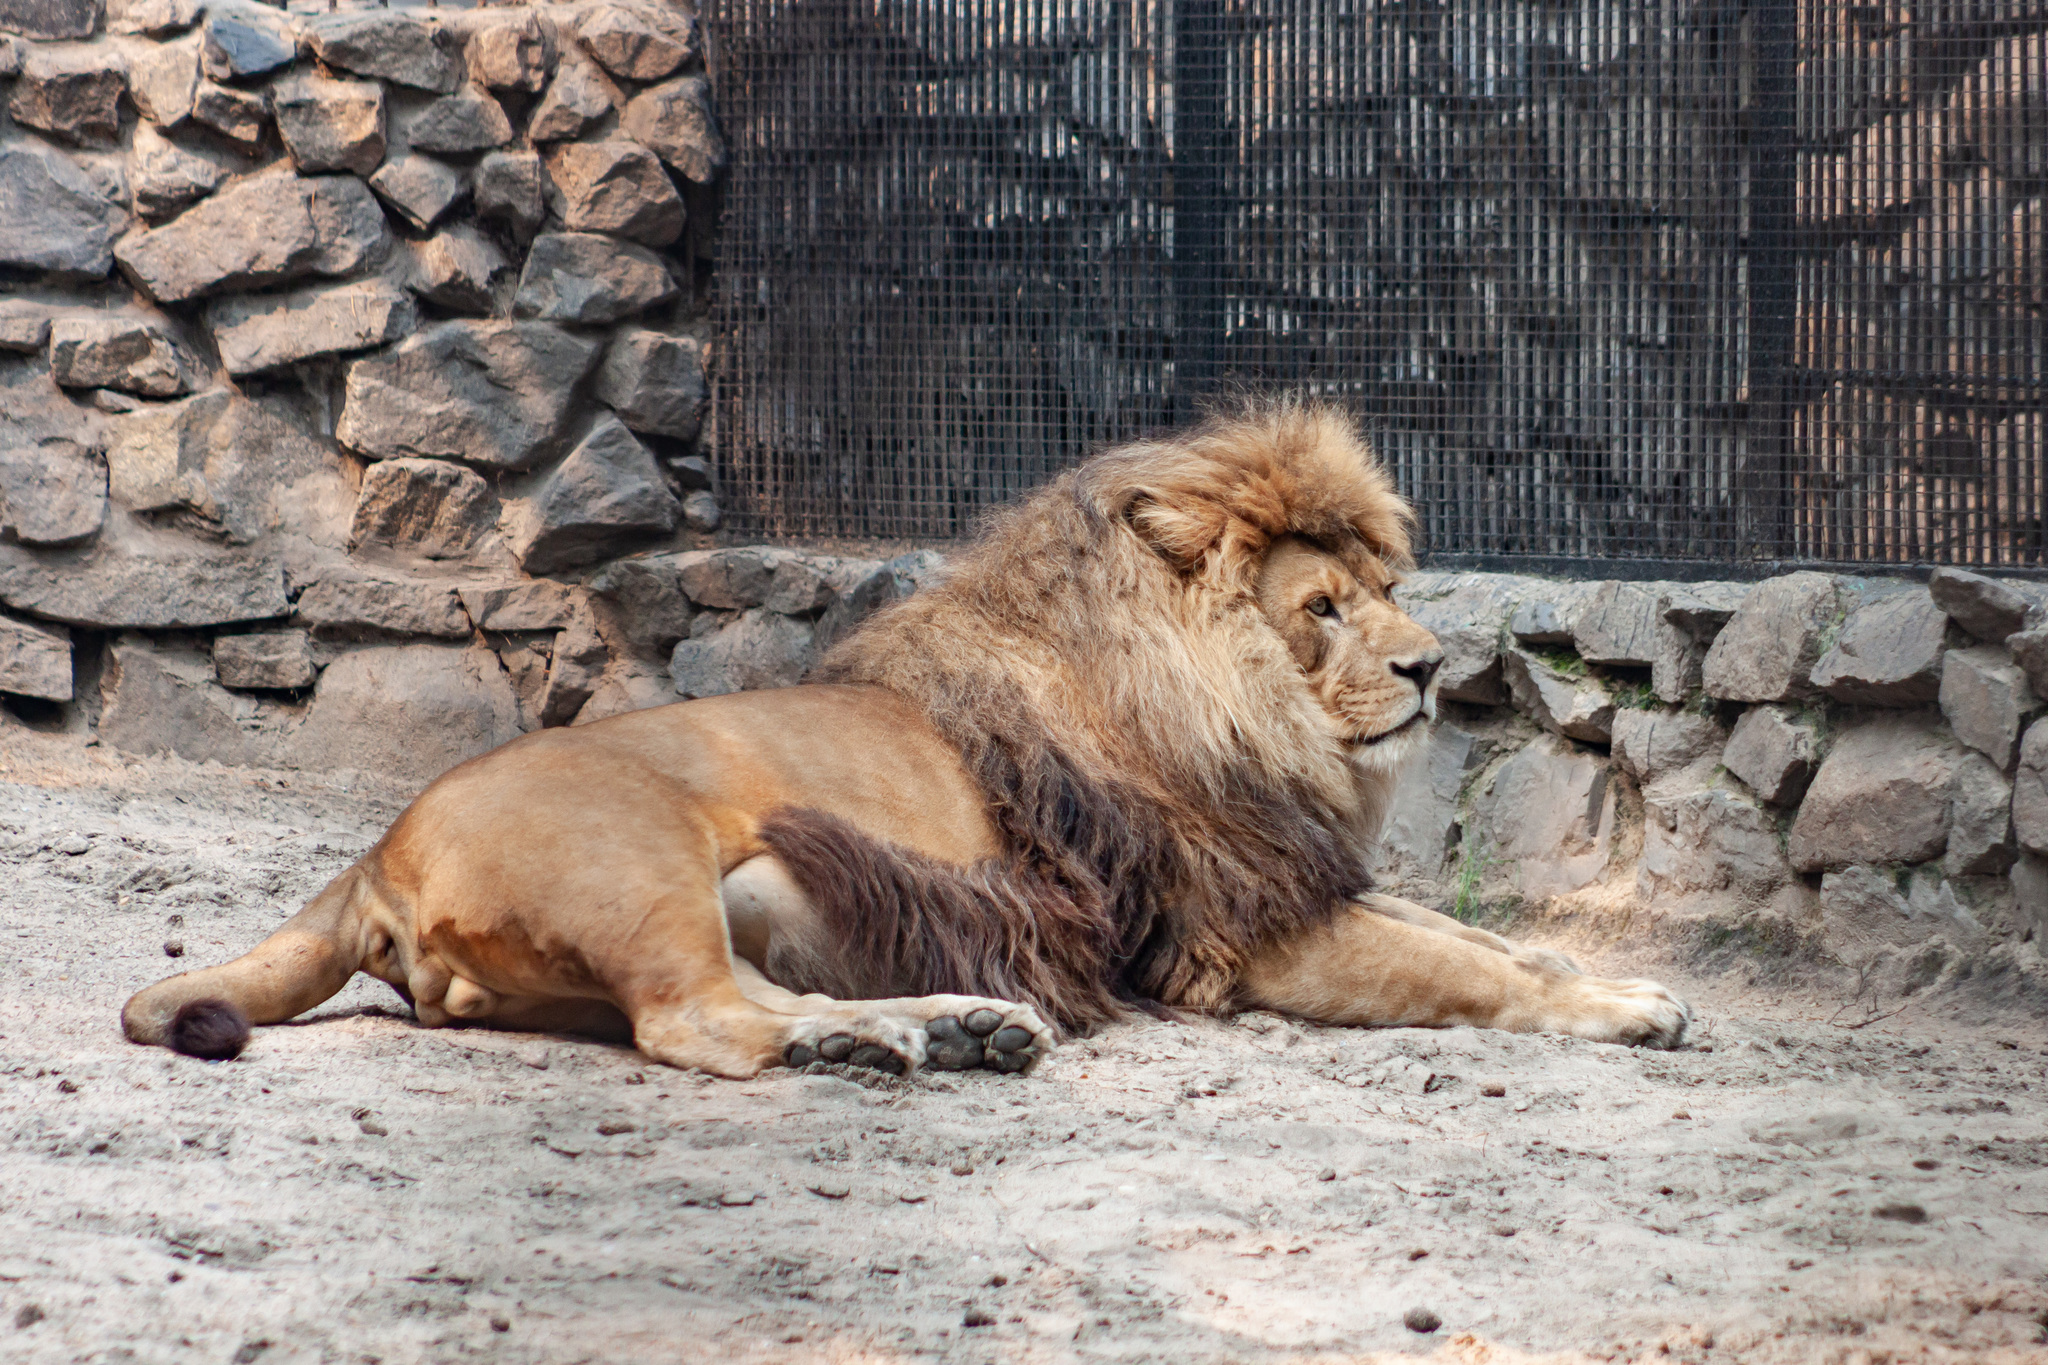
top-left (759, 399), bottom-right (1417, 1032)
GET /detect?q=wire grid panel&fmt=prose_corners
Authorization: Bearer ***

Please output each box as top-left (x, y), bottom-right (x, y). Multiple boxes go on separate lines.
top-left (708, 0), bottom-right (2048, 566)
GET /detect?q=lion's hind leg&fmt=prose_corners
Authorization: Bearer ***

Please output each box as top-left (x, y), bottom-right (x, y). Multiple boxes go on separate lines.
top-left (730, 959), bottom-right (1053, 1075)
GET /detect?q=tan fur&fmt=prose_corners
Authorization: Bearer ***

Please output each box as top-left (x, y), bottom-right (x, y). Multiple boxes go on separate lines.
top-left (122, 399), bottom-right (1687, 1078)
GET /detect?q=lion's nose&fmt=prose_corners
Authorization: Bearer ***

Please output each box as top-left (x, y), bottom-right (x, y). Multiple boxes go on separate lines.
top-left (1390, 651), bottom-right (1443, 694)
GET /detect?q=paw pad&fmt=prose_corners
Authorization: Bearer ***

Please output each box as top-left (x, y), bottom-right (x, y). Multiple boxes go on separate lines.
top-left (924, 1016), bottom-right (985, 1070)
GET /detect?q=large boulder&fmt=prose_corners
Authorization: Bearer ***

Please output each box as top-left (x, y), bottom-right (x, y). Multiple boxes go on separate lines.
top-left (621, 75), bottom-right (725, 183)
top-left (670, 608), bottom-right (814, 698)
top-left (511, 232), bottom-right (677, 325)
top-left (1638, 783), bottom-right (1792, 901)
top-left (295, 572), bottom-right (469, 639)
top-left (1808, 588), bottom-right (1951, 705)
top-left (270, 75), bottom-right (386, 176)
top-left (1371, 724), bottom-right (1475, 885)
top-left (575, 3), bottom-right (693, 81)
top-left (1786, 716), bottom-right (1963, 873)
top-left (8, 49), bottom-right (126, 146)
top-left (106, 390), bottom-right (351, 545)
top-left (1508, 582), bottom-right (1599, 646)
top-left (0, 514), bottom-right (286, 628)
top-left (505, 415), bottom-right (679, 573)
top-left (1946, 752), bottom-right (2016, 878)
top-left (1610, 707), bottom-right (1724, 783)
top-left (1502, 647), bottom-right (1614, 743)
top-left (587, 554), bottom-right (694, 659)
top-left (1652, 583), bottom-right (1749, 702)
top-left (304, 11), bottom-right (462, 93)
top-left (464, 11), bottom-right (554, 92)
top-left (1720, 704), bottom-right (1819, 807)
top-left (594, 330), bottom-right (708, 441)
top-left (473, 149), bottom-right (545, 232)
top-left (1818, 865), bottom-right (1980, 968)
top-left (366, 154), bottom-right (465, 232)
top-left (1470, 736), bottom-right (1616, 902)
top-left (2010, 627), bottom-right (2048, 700)
top-left (1394, 573), bottom-right (1531, 706)
top-left (125, 38), bottom-right (199, 127)
top-left (544, 139), bottom-right (685, 246)
top-left (206, 278), bottom-right (416, 376)
top-left (1939, 645), bottom-right (2041, 769)
top-left (0, 611), bottom-right (72, 700)
top-left (1572, 580), bottom-right (1672, 667)
top-left (99, 637), bottom-right (290, 766)
top-left (399, 90), bottom-right (513, 155)
top-left (128, 123), bottom-right (227, 218)
top-left (349, 457), bottom-right (496, 560)
top-left (0, 439), bottom-right (105, 547)
top-left (1701, 572), bottom-right (1844, 703)
top-left (405, 224), bottom-right (508, 314)
top-left (336, 321), bottom-right (600, 469)
top-left (189, 80), bottom-right (269, 150)
top-left (0, 0), bottom-right (100, 39)
top-left (1928, 566), bottom-right (2037, 644)
top-left (115, 172), bottom-right (389, 303)
top-left (527, 50), bottom-right (620, 142)
top-left (293, 644), bottom-right (522, 785)
top-left (200, 5), bottom-right (296, 81)
top-left (48, 315), bottom-right (204, 397)
top-left (458, 579), bottom-right (578, 632)
top-left (0, 140), bottom-right (124, 278)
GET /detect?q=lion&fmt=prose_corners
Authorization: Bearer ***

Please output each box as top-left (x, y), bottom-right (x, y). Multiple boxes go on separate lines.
top-left (122, 400), bottom-right (1689, 1076)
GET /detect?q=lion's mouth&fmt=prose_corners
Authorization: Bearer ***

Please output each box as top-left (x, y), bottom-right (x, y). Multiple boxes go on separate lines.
top-left (1350, 710), bottom-right (1426, 748)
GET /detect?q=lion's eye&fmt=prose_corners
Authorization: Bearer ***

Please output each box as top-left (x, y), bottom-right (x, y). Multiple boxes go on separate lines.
top-left (1307, 596), bottom-right (1336, 619)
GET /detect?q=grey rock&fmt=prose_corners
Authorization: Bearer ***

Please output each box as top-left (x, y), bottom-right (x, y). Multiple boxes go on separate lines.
top-left (1701, 572), bottom-right (1844, 703)
top-left (0, 440), bottom-right (105, 547)
top-left (0, 300), bottom-right (50, 353)
top-left (128, 123), bottom-right (226, 217)
top-left (400, 90), bottom-right (513, 155)
top-left (271, 75), bottom-right (385, 176)
top-left (9, 51), bottom-right (125, 146)
top-left (126, 37), bottom-right (199, 126)
top-left (508, 415), bottom-right (679, 573)
top-left (305, 11), bottom-right (462, 93)
top-left (539, 614), bottom-right (607, 726)
top-left (0, 518), bottom-right (286, 628)
top-left (812, 563), bottom-right (903, 656)
top-left (202, 6), bottom-right (296, 82)
top-left (676, 546), bottom-right (786, 610)
top-left (621, 75), bottom-right (725, 183)
top-left (100, 638), bottom-right (286, 766)
top-left (594, 330), bottom-right (707, 442)
top-left (466, 12), bottom-right (553, 93)
top-left (294, 644), bottom-right (522, 785)
top-left (526, 51), bottom-right (619, 142)
top-left (1471, 736), bottom-right (1616, 902)
top-left (0, 612), bottom-right (71, 700)
top-left (106, 389), bottom-right (349, 546)
top-left (116, 172), bottom-right (390, 304)
top-left (2014, 720), bottom-right (2048, 857)
top-left (349, 457), bottom-right (496, 560)
top-left (761, 557), bottom-right (837, 616)
top-left (338, 321), bottom-right (600, 470)
top-left (1638, 783), bottom-right (1791, 901)
top-left (1940, 645), bottom-right (2042, 769)
top-left (1610, 707), bottom-right (1723, 783)
top-left (190, 81), bottom-right (269, 148)
top-left (1787, 716), bottom-right (1963, 873)
top-left (206, 278), bottom-right (416, 376)
top-left (0, 0), bottom-right (100, 39)
top-left (459, 580), bottom-right (577, 632)
top-left (569, 657), bottom-right (672, 724)
top-left (107, 0), bottom-right (200, 37)
top-left (405, 224), bottom-right (507, 314)
top-left (0, 140), bottom-right (123, 278)
top-left (1508, 581), bottom-right (1599, 647)
top-left (367, 154), bottom-right (466, 232)
top-left (2010, 627), bottom-right (2048, 700)
top-left (671, 608), bottom-right (813, 698)
top-left (1371, 723), bottom-right (1475, 884)
top-left (1662, 584), bottom-right (1749, 637)
top-left (1809, 589), bottom-right (1951, 705)
top-left (671, 456), bottom-right (710, 488)
top-left (296, 573), bottom-right (469, 639)
top-left (1396, 574), bottom-right (1532, 706)
top-left (1819, 865), bottom-right (1978, 967)
top-left (577, 3), bottom-right (693, 81)
top-left (1928, 566), bottom-right (2037, 644)
top-left (1650, 582), bottom-right (1750, 703)
top-left (513, 232), bottom-right (677, 325)
top-left (1572, 581), bottom-right (1671, 667)
top-left (1720, 704), bottom-right (1819, 807)
top-left (1502, 647), bottom-right (1614, 743)
top-left (2011, 851), bottom-right (2048, 944)
top-left (587, 555), bottom-right (692, 659)
top-left (1946, 752), bottom-right (2016, 878)
top-left (213, 630), bottom-right (315, 690)
top-left (545, 140), bottom-right (684, 247)
top-left (681, 489), bottom-right (719, 532)
top-left (472, 149), bottom-right (544, 232)
top-left (49, 315), bottom-right (203, 397)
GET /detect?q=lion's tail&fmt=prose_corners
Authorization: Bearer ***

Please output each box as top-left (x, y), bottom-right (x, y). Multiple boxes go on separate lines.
top-left (122, 863), bottom-right (372, 1060)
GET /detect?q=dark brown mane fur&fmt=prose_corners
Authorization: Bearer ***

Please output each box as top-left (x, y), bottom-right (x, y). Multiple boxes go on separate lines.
top-left (758, 399), bottom-right (1416, 1034)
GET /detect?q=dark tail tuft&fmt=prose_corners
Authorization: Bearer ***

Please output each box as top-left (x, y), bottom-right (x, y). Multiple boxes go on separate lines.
top-left (169, 999), bottom-right (251, 1060)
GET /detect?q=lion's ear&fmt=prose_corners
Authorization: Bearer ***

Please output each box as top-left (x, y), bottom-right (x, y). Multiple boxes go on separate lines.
top-left (1124, 493), bottom-right (1227, 570)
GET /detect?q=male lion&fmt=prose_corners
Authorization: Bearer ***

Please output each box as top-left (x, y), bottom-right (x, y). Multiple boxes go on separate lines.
top-left (123, 401), bottom-right (1688, 1075)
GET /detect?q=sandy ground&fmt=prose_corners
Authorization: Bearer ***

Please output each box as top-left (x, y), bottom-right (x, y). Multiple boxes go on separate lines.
top-left (2, 726), bottom-right (2046, 1365)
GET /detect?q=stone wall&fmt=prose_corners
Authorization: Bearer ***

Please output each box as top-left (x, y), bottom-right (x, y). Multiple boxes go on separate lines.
top-left (1, 0), bottom-right (724, 781)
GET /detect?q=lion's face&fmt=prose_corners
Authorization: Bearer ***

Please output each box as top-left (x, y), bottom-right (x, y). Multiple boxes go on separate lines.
top-left (1255, 536), bottom-right (1443, 776)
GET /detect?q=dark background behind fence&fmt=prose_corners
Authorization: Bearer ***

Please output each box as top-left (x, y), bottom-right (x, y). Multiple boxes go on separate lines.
top-left (705, 0), bottom-right (2048, 569)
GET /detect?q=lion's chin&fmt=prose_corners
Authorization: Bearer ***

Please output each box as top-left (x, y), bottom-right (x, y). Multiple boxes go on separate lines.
top-left (1346, 708), bottom-right (1432, 777)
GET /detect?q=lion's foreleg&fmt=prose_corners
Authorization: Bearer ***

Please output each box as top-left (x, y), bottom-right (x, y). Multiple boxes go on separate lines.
top-left (1239, 904), bottom-right (1688, 1047)
top-left (1353, 892), bottom-right (1582, 975)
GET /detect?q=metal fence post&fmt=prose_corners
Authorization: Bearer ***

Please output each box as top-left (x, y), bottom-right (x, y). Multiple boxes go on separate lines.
top-left (1741, 0), bottom-right (1800, 558)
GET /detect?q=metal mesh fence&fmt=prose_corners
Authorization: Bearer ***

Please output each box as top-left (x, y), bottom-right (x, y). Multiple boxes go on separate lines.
top-left (706, 0), bottom-right (2048, 568)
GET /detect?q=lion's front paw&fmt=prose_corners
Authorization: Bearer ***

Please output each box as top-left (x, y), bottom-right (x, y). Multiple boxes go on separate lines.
top-left (1568, 977), bottom-right (1690, 1049)
top-left (783, 1013), bottom-right (927, 1076)
top-left (917, 998), bottom-right (1053, 1075)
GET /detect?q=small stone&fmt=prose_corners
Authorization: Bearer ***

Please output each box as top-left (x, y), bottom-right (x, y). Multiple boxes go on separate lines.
top-left (108, 0), bottom-right (202, 36)
top-left (271, 75), bottom-right (386, 176)
top-left (473, 150), bottom-right (545, 233)
top-left (489, 1317), bottom-right (511, 1333)
top-left (1502, 647), bottom-right (1614, 743)
top-left (1406, 1249), bottom-right (1429, 1261)
top-left (681, 490), bottom-right (719, 532)
top-left (116, 172), bottom-right (391, 304)
top-left (950, 1162), bottom-right (973, 1176)
top-left (513, 232), bottom-right (678, 325)
top-left (1480, 1082), bottom-right (1506, 1098)
top-left (1572, 580), bottom-right (1670, 667)
top-left (305, 11), bottom-right (462, 93)
top-left (208, 278), bottom-right (416, 377)
top-left (505, 415), bottom-right (679, 573)
top-left (49, 316), bottom-right (204, 398)
top-left (214, 631), bottom-right (317, 691)
top-left (671, 609), bottom-right (813, 697)
top-left (12, 1304), bottom-right (44, 1328)
top-left (1929, 566), bottom-right (2036, 644)
top-left (595, 330), bottom-right (708, 441)
top-left (129, 123), bottom-right (227, 218)
top-left (1317, 1167), bottom-right (1338, 1181)
top-left (127, 38), bottom-right (200, 127)
top-left (526, 52), bottom-right (620, 142)
top-left (1872, 1202), bottom-right (1927, 1224)
top-left (9, 50), bottom-right (126, 146)
top-left (55, 1078), bottom-right (78, 1092)
top-left (1810, 589), bottom-right (1952, 706)
top-left (296, 574), bottom-right (470, 640)
top-left (1701, 572), bottom-right (1844, 702)
top-left (202, 7), bottom-right (297, 82)
top-left (576, 3), bottom-right (694, 81)
top-left (357, 1117), bottom-right (387, 1137)
top-left (622, 75), bottom-right (726, 183)
top-left (163, 939), bottom-right (184, 957)
top-left (1788, 716), bottom-right (1964, 873)
top-left (1403, 1307), bottom-right (1442, 1334)
top-left (0, 141), bottom-right (122, 278)
top-left (546, 140), bottom-right (685, 247)
top-left (962, 1309), bottom-right (995, 1328)
top-left (1720, 704), bottom-right (1819, 807)
top-left (670, 455), bottom-right (712, 490)
top-left (400, 90), bottom-right (513, 155)
top-left (1672, 1108), bottom-right (1690, 1119)
top-left (0, 613), bottom-right (74, 701)
top-left (368, 155), bottom-right (466, 232)
top-left (466, 13), bottom-right (552, 92)
top-left (1941, 645), bottom-right (2041, 769)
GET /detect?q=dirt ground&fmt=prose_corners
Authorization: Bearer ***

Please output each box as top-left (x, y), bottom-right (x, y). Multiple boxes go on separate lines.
top-left (3, 725), bottom-right (2046, 1365)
